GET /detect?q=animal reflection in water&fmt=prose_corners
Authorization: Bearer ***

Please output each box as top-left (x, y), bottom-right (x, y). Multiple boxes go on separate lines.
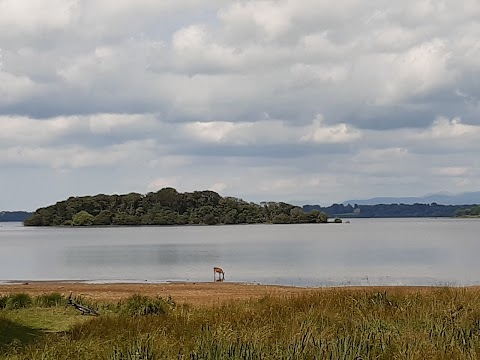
top-left (213, 267), bottom-right (225, 282)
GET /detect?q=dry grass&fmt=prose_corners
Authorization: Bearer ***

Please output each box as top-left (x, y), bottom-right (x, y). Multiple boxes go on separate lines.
top-left (2, 287), bottom-right (480, 359)
top-left (0, 282), bottom-right (308, 305)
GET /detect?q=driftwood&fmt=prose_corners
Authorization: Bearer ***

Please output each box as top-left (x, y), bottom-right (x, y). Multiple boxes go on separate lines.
top-left (67, 291), bottom-right (99, 316)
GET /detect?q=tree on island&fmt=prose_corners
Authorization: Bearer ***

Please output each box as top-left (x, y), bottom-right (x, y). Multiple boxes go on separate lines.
top-left (72, 211), bottom-right (95, 226)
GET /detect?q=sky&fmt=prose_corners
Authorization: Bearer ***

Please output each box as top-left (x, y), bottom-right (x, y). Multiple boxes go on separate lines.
top-left (1, 0), bottom-right (480, 211)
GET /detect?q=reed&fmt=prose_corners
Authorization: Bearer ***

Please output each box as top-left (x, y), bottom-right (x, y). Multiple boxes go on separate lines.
top-left (34, 293), bottom-right (66, 308)
top-left (118, 294), bottom-right (176, 316)
top-left (2, 287), bottom-right (480, 359)
top-left (3, 293), bottom-right (32, 310)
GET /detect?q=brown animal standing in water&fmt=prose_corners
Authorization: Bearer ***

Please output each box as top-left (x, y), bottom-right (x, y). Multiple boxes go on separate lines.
top-left (213, 267), bottom-right (225, 281)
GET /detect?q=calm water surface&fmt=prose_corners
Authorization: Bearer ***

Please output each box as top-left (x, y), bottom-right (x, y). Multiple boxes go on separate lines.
top-left (1, 218), bottom-right (479, 287)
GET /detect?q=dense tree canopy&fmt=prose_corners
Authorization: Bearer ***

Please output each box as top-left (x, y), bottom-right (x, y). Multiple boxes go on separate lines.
top-left (24, 188), bottom-right (330, 226)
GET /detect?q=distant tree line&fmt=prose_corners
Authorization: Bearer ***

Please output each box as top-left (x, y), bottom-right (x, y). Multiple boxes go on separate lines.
top-left (303, 203), bottom-right (478, 218)
top-left (0, 211), bottom-right (33, 222)
top-left (24, 188), bottom-right (330, 226)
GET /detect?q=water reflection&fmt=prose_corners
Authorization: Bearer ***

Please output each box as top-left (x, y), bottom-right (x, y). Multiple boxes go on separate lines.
top-left (342, 247), bottom-right (443, 265)
top-left (66, 244), bottom-right (219, 266)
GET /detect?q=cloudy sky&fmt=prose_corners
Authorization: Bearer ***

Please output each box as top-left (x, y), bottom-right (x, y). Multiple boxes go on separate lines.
top-left (1, 0), bottom-right (479, 210)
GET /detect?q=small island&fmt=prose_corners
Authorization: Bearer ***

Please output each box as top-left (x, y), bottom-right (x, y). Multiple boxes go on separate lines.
top-left (24, 187), bottom-right (335, 226)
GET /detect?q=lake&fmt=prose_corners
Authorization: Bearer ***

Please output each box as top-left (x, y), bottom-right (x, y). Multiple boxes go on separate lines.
top-left (1, 218), bottom-right (479, 287)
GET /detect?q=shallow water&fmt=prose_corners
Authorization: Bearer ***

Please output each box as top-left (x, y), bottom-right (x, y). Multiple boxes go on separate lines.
top-left (1, 218), bottom-right (479, 286)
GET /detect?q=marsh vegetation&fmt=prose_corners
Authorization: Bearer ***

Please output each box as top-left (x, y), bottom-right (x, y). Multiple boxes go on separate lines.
top-left (2, 287), bottom-right (480, 359)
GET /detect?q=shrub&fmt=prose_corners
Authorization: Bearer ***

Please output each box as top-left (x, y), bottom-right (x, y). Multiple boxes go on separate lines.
top-left (121, 294), bottom-right (175, 316)
top-left (6, 293), bottom-right (32, 309)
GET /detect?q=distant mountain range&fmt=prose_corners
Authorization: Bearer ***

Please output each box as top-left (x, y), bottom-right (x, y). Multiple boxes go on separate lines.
top-left (342, 191), bottom-right (480, 206)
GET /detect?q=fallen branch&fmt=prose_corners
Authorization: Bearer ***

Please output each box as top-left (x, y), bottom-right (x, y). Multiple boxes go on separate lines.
top-left (67, 291), bottom-right (99, 316)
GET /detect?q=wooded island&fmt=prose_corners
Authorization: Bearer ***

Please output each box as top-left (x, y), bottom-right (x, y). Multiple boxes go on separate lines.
top-left (24, 188), bottom-right (330, 226)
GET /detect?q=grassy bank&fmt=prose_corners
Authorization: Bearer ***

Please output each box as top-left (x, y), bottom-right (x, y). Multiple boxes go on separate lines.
top-left (2, 288), bottom-right (480, 359)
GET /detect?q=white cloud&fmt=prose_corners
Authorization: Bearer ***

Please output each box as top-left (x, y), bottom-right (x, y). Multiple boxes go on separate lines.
top-left (0, 114), bottom-right (159, 146)
top-left (220, 1), bottom-right (292, 40)
top-left (173, 25), bottom-right (208, 51)
top-left (172, 25), bottom-right (239, 74)
top-left (0, 0), bottom-right (76, 32)
top-left (0, 116), bottom-right (76, 145)
top-left (431, 167), bottom-right (469, 177)
top-left (147, 177), bottom-right (180, 191)
top-left (209, 182), bottom-right (227, 193)
top-left (182, 115), bottom-right (361, 145)
top-left (418, 117), bottom-right (480, 141)
top-left (375, 39), bottom-right (454, 105)
top-left (301, 116), bottom-right (362, 144)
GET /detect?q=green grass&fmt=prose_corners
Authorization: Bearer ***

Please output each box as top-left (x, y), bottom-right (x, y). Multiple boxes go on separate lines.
top-left (4, 307), bottom-right (90, 332)
top-left (3, 288), bottom-right (480, 359)
top-left (0, 316), bottom-right (42, 353)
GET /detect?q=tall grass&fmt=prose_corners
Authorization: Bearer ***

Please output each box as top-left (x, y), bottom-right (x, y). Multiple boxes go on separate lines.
top-left (119, 294), bottom-right (176, 316)
top-left (3, 288), bottom-right (480, 359)
top-left (34, 293), bottom-right (66, 307)
top-left (2, 293), bottom-right (32, 310)
top-left (0, 293), bottom-right (68, 309)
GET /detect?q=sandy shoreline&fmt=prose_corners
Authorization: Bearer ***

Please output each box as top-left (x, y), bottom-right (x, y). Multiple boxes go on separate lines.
top-left (1, 281), bottom-right (479, 306)
top-left (0, 281), bottom-right (312, 305)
